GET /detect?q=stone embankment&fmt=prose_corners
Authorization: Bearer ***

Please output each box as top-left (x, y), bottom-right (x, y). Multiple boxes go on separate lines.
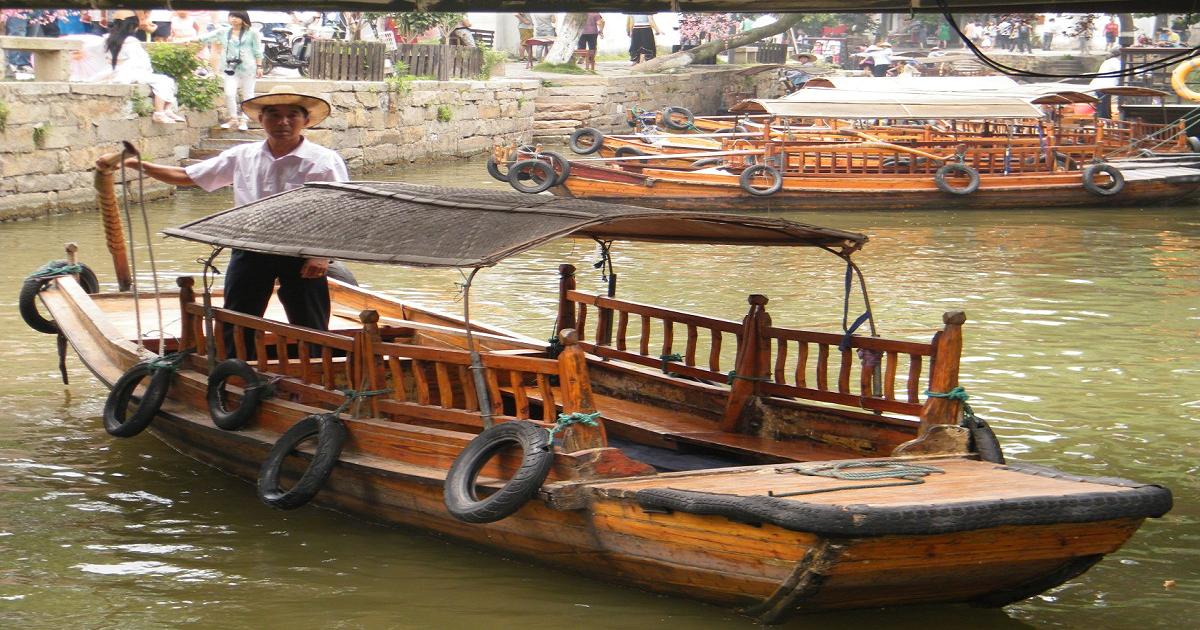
top-left (1, 67), bottom-right (776, 221)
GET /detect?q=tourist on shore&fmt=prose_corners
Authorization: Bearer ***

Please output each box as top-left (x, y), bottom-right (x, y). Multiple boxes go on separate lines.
top-left (107, 88), bottom-right (348, 347)
top-left (533, 13), bottom-right (556, 38)
top-left (449, 17), bottom-right (474, 46)
top-left (1038, 18), bottom-right (1055, 51)
top-left (579, 13), bottom-right (604, 51)
top-left (868, 41), bottom-right (892, 76)
top-left (92, 17), bottom-right (185, 124)
top-left (199, 11), bottom-right (262, 131)
top-left (1015, 19), bottom-right (1033, 53)
top-left (982, 21), bottom-right (995, 48)
top-left (169, 11), bottom-right (201, 42)
top-left (1091, 50), bottom-right (1123, 119)
top-left (627, 14), bottom-right (661, 63)
top-left (1104, 17), bottom-right (1119, 50)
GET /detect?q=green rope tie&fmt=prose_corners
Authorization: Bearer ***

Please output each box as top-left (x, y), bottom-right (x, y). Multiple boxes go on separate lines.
top-left (924, 386), bottom-right (981, 427)
top-left (659, 353), bottom-right (683, 374)
top-left (146, 352), bottom-right (186, 373)
top-left (768, 461), bottom-right (944, 497)
top-left (547, 411), bottom-right (601, 440)
top-left (726, 370), bottom-right (771, 385)
top-left (28, 261), bottom-right (85, 279)
top-left (333, 387), bottom-right (392, 415)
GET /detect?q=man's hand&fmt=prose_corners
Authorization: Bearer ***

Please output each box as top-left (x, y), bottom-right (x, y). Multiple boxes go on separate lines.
top-left (300, 258), bottom-right (330, 279)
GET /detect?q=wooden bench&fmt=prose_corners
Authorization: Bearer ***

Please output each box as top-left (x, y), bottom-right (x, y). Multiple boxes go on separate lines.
top-left (523, 37), bottom-right (554, 68)
top-left (469, 29), bottom-right (495, 49)
top-left (0, 36), bottom-right (81, 81)
top-left (571, 48), bottom-right (596, 71)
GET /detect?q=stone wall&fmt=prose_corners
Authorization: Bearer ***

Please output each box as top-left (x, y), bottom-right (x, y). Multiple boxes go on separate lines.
top-left (0, 82), bottom-right (216, 221)
top-left (1, 68), bottom-right (775, 220)
top-left (531, 67), bottom-right (783, 138)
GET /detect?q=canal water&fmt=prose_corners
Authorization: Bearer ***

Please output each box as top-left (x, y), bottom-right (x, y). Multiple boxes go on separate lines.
top-left (1, 156), bottom-right (1196, 629)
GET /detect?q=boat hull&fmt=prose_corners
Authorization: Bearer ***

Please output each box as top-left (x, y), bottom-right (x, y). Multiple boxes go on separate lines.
top-left (39, 274), bottom-right (1171, 621)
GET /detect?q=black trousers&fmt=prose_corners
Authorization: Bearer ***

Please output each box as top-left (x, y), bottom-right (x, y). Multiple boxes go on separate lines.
top-left (578, 34), bottom-right (598, 50)
top-left (629, 27), bottom-right (656, 61)
top-left (223, 249), bottom-right (330, 357)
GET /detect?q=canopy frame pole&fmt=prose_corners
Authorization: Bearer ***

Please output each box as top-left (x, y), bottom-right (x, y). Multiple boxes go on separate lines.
top-left (200, 247), bottom-right (224, 373)
top-left (460, 267), bottom-right (495, 428)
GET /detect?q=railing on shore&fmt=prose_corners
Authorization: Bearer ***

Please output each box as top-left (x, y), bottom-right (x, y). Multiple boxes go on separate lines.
top-left (392, 44), bottom-right (482, 81)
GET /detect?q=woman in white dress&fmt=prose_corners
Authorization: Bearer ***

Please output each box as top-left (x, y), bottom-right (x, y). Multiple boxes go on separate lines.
top-left (95, 17), bottom-right (185, 124)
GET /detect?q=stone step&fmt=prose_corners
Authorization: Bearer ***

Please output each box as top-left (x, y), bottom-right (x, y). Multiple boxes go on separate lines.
top-left (188, 148), bottom-right (222, 160)
top-left (200, 137), bottom-right (260, 149)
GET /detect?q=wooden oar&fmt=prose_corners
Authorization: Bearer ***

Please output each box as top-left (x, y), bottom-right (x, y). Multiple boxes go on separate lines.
top-left (93, 142), bottom-right (135, 291)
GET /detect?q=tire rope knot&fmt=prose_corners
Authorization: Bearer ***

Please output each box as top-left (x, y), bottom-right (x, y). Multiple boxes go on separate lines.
top-left (548, 411), bottom-right (602, 440)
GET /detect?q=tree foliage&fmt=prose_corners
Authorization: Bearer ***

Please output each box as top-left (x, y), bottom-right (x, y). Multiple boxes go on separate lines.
top-left (146, 43), bottom-right (222, 111)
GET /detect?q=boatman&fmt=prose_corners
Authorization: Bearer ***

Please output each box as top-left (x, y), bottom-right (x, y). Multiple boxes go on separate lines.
top-left (104, 87), bottom-right (349, 344)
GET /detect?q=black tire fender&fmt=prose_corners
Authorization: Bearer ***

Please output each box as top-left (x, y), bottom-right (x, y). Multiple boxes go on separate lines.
top-left (569, 127), bottom-right (604, 155)
top-left (207, 358), bottom-right (269, 431)
top-left (257, 414), bottom-right (347, 510)
top-left (660, 106), bottom-right (694, 131)
top-left (690, 157), bottom-right (723, 168)
top-left (934, 163), bottom-right (981, 195)
top-left (739, 164), bottom-right (783, 196)
top-left (443, 421), bottom-right (554, 524)
top-left (1188, 136), bottom-right (1200, 153)
top-left (1082, 164), bottom-right (1125, 196)
top-left (103, 362), bottom-right (172, 438)
top-left (714, 125), bottom-right (749, 135)
top-left (485, 156), bottom-right (509, 182)
top-left (540, 150), bottom-right (572, 185)
top-left (326, 261), bottom-right (358, 286)
top-left (968, 418), bottom-right (1006, 465)
top-left (508, 159), bottom-right (557, 194)
top-left (614, 146), bottom-right (648, 158)
top-left (19, 262), bottom-right (99, 335)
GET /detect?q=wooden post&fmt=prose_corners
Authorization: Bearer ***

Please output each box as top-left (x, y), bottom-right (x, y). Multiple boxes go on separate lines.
top-left (93, 149), bottom-right (134, 291)
top-left (64, 242), bottom-right (80, 282)
top-left (556, 329), bottom-right (606, 452)
top-left (555, 264), bottom-right (577, 340)
top-left (595, 273), bottom-right (616, 347)
top-left (358, 309), bottom-right (383, 418)
top-left (719, 294), bottom-right (772, 432)
top-left (919, 310), bottom-right (967, 434)
top-left (177, 276), bottom-right (196, 352)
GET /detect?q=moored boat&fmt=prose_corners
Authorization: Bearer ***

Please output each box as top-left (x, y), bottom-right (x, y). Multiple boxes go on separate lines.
top-left (27, 180), bottom-right (1171, 622)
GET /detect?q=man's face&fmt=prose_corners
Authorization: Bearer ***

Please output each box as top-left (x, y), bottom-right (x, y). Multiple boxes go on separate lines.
top-left (259, 105), bottom-right (309, 141)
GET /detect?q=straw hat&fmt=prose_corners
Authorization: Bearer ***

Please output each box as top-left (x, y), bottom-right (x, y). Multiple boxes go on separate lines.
top-left (241, 85), bottom-right (332, 127)
top-left (865, 45), bottom-right (881, 52)
top-left (880, 42), bottom-right (893, 47)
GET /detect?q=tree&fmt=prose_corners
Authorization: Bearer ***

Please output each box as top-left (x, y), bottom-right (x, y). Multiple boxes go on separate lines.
top-left (631, 14), bottom-right (807, 73)
top-left (544, 14), bottom-right (588, 64)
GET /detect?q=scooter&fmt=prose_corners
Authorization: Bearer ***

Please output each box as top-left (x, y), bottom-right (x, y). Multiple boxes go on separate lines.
top-left (261, 25), bottom-right (312, 76)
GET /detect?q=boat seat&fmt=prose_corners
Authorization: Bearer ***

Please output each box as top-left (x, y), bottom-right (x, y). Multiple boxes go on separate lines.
top-left (506, 385), bottom-right (856, 464)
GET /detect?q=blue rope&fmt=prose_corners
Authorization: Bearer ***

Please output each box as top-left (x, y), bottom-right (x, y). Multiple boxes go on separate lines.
top-left (839, 260), bottom-right (871, 352)
top-left (548, 411), bottom-right (601, 440)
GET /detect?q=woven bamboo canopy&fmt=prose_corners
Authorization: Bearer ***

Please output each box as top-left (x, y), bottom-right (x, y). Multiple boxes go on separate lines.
top-left (164, 182), bottom-right (867, 268)
top-left (8, 1), bottom-right (1196, 13)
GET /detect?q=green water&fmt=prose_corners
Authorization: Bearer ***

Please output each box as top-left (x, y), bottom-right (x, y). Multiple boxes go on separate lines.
top-left (1, 157), bottom-right (1197, 629)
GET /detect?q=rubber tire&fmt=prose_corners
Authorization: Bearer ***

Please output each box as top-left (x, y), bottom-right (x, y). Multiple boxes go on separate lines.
top-left (1082, 164), bottom-right (1125, 196)
top-left (20, 262), bottom-right (100, 335)
top-left (614, 146), bottom-right (648, 158)
top-left (298, 62), bottom-right (309, 78)
top-left (540, 150), bottom-right (572, 185)
top-left (443, 421), bottom-right (554, 524)
top-left (969, 418), bottom-right (1006, 465)
top-left (714, 125), bottom-right (748, 135)
top-left (508, 159), bottom-right (557, 193)
top-left (1189, 137), bottom-right (1200, 153)
top-left (257, 414), bottom-right (347, 510)
top-left (690, 157), bottom-right (723, 168)
top-left (934, 163), bottom-right (981, 195)
top-left (207, 359), bottom-right (267, 431)
top-left (326, 261), bottom-right (357, 286)
top-left (103, 362), bottom-right (172, 438)
top-left (660, 106), bottom-right (694, 131)
top-left (569, 127), bottom-right (604, 155)
top-left (260, 58), bottom-right (274, 75)
top-left (486, 156), bottom-right (509, 182)
top-left (739, 164), bottom-right (783, 196)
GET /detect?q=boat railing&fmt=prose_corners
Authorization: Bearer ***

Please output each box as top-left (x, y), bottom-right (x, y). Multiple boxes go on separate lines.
top-left (555, 268), bottom-right (962, 427)
top-left (769, 143), bottom-right (1090, 176)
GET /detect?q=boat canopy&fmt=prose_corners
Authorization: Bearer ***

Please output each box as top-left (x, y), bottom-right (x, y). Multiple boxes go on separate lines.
top-left (799, 76), bottom-right (1021, 93)
top-left (735, 90), bottom-right (1045, 120)
top-left (163, 182), bottom-right (868, 268)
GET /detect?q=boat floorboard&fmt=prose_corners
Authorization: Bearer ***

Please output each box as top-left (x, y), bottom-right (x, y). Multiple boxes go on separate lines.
top-left (590, 458), bottom-right (1142, 507)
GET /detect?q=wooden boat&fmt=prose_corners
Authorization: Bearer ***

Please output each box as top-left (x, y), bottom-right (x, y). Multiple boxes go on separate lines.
top-left (29, 181), bottom-right (1171, 621)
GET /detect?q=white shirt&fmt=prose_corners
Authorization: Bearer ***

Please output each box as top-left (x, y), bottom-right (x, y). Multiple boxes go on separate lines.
top-left (186, 138), bottom-right (349, 207)
top-left (869, 48), bottom-right (892, 65)
top-left (1089, 56), bottom-right (1123, 89)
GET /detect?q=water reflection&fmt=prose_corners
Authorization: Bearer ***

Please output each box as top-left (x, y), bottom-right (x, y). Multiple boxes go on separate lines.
top-left (0, 155), bottom-right (1196, 628)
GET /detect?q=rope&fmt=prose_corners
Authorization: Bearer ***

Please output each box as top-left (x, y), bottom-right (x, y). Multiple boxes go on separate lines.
top-left (839, 260), bottom-right (872, 352)
top-left (27, 262), bottom-right (85, 279)
top-left (119, 153), bottom-right (143, 350)
top-left (660, 352), bottom-right (683, 374)
top-left (332, 387), bottom-right (391, 415)
top-left (547, 411), bottom-right (601, 440)
top-left (146, 351), bottom-right (187, 373)
top-left (726, 370), bottom-right (770, 385)
top-left (925, 386), bottom-right (984, 428)
top-left (768, 461), bottom-right (944, 497)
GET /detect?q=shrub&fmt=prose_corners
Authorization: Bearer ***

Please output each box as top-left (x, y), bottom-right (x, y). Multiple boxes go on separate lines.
top-left (0, 100), bottom-right (8, 132)
top-left (32, 123), bottom-right (49, 148)
top-left (146, 42), bottom-right (222, 111)
top-left (436, 105), bottom-right (453, 122)
top-left (478, 47), bottom-right (509, 79)
top-left (130, 91), bottom-right (153, 117)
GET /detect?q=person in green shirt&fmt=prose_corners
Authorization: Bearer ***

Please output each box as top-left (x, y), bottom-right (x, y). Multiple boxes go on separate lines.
top-left (199, 11), bottom-right (263, 130)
